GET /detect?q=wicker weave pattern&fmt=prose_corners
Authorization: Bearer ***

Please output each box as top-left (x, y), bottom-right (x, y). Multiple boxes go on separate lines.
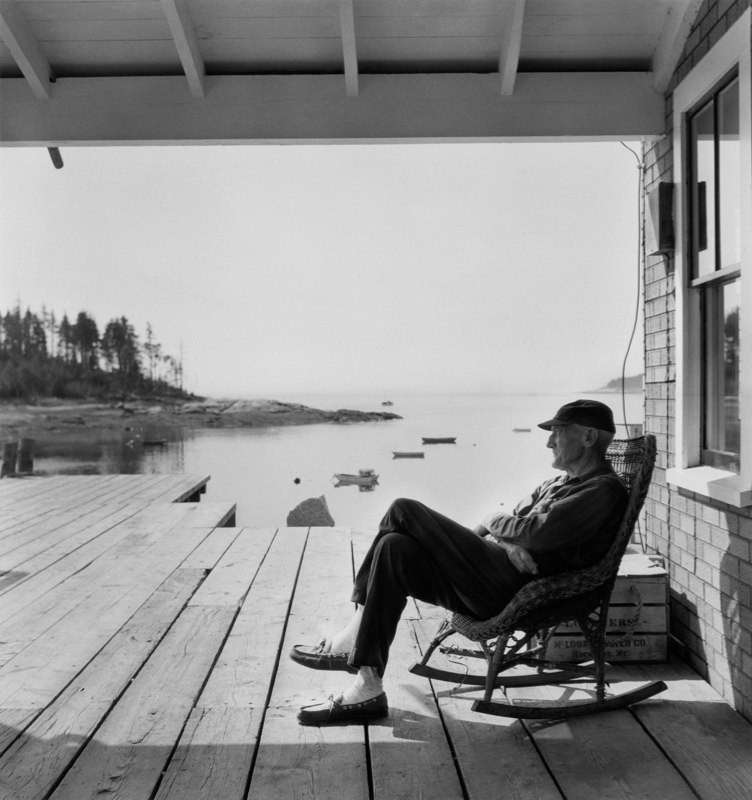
top-left (451, 435), bottom-right (657, 642)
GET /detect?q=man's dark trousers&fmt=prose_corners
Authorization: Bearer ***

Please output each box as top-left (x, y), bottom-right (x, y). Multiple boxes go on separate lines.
top-left (348, 498), bottom-right (530, 674)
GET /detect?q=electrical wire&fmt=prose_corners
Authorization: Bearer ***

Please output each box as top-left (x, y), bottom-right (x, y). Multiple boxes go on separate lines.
top-left (620, 141), bottom-right (647, 553)
top-left (619, 141), bottom-right (645, 432)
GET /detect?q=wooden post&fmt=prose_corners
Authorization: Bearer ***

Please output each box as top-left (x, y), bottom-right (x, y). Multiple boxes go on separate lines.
top-left (17, 437), bottom-right (34, 474)
top-left (1, 442), bottom-right (18, 477)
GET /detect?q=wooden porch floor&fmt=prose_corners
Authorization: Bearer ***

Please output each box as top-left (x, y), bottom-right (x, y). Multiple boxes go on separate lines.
top-left (1, 476), bottom-right (751, 800)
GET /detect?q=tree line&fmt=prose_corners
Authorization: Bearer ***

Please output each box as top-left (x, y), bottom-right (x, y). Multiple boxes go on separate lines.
top-left (0, 305), bottom-right (189, 400)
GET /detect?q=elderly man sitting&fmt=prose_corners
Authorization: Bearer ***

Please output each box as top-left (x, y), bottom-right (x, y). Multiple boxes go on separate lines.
top-left (290, 399), bottom-right (627, 726)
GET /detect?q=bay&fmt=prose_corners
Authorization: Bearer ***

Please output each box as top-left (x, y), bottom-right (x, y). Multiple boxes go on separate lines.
top-left (28, 392), bottom-right (643, 529)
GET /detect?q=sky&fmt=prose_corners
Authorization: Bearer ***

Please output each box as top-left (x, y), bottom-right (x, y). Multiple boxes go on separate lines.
top-left (0, 141), bottom-right (644, 399)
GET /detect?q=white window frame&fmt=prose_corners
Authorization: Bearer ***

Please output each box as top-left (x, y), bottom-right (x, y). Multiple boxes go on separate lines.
top-left (667, 9), bottom-right (752, 507)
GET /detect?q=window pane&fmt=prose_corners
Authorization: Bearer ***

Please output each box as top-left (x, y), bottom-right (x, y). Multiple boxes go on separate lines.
top-left (703, 279), bottom-right (741, 467)
top-left (690, 100), bottom-right (716, 278)
top-left (718, 78), bottom-right (741, 269)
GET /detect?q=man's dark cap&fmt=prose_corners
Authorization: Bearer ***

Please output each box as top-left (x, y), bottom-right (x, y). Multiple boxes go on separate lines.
top-left (538, 399), bottom-right (616, 433)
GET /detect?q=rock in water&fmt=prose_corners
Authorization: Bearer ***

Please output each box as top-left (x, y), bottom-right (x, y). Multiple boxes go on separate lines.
top-left (287, 495), bottom-right (335, 527)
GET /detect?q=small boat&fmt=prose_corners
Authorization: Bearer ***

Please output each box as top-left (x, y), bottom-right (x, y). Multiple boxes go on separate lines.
top-left (513, 428), bottom-right (532, 433)
top-left (332, 469), bottom-right (379, 487)
top-left (422, 437), bottom-right (456, 444)
top-left (381, 400), bottom-right (394, 406)
top-left (142, 438), bottom-right (168, 446)
top-left (393, 451), bottom-right (425, 459)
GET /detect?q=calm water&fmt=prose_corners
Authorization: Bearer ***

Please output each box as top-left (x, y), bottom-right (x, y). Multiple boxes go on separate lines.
top-left (29, 392), bottom-right (643, 529)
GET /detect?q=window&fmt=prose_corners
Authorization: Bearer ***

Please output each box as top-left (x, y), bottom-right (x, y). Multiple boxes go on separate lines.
top-left (688, 75), bottom-right (741, 471)
top-left (701, 279), bottom-right (740, 468)
top-left (667, 10), bottom-right (751, 507)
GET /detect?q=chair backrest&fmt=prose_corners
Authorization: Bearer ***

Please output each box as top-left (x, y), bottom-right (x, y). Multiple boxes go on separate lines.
top-left (463, 434), bottom-right (657, 635)
top-left (599, 434), bottom-right (657, 580)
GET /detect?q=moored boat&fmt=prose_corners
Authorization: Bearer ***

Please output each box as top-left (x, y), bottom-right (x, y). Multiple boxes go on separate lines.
top-left (392, 451), bottom-right (425, 459)
top-left (332, 469), bottom-right (379, 487)
top-left (421, 437), bottom-right (456, 444)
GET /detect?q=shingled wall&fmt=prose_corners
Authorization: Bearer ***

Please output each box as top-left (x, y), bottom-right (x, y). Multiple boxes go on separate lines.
top-left (641, 0), bottom-right (752, 721)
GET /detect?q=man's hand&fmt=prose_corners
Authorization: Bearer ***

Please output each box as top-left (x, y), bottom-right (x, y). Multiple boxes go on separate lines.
top-left (498, 541), bottom-right (539, 575)
top-left (472, 524), bottom-right (490, 537)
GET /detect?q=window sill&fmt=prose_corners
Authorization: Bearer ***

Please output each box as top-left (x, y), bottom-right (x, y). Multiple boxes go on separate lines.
top-left (666, 466), bottom-right (752, 508)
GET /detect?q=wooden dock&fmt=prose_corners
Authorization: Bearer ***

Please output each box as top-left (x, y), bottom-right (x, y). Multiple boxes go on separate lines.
top-left (1, 476), bottom-right (751, 800)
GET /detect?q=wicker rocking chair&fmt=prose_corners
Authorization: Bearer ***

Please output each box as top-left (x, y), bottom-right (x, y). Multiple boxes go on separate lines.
top-left (410, 434), bottom-right (667, 719)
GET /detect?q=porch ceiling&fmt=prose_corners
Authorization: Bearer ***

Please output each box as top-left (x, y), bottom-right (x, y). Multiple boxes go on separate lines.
top-left (0, 0), bottom-right (700, 146)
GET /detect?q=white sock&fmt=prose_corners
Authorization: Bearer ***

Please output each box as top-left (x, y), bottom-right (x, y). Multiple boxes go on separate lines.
top-left (340, 666), bottom-right (384, 705)
top-left (328, 606), bottom-right (362, 654)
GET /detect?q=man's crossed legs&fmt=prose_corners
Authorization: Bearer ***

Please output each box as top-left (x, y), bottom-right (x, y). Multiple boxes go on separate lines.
top-left (290, 498), bottom-right (527, 725)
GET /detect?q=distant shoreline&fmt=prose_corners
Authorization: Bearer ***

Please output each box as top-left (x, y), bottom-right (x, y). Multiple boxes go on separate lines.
top-left (588, 374), bottom-right (644, 394)
top-left (587, 388), bottom-right (643, 394)
top-left (0, 397), bottom-right (401, 438)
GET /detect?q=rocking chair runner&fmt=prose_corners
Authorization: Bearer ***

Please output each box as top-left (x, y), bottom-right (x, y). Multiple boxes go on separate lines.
top-left (410, 434), bottom-right (668, 719)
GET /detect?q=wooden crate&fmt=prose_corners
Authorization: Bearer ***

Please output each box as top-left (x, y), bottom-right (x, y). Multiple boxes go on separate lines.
top-left (545, 553), bottom-right (668, 663)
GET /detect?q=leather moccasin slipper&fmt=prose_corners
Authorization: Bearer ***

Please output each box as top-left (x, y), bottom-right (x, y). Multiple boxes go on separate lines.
top-left (290, 641), bottom-right (357, 674)
top-left (297, 693), bottom-right (388, 726)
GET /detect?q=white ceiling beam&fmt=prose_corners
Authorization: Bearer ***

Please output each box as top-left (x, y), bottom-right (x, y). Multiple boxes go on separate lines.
top-left (160, 0), bottom-right (206, 98)
top-left (0, 0), bottom-right (51, 100)
top-left (498, 0), bottom-right (526, 96)
top-left (339, 0), bottom-right (359, 97)
top-left (652, 0), bottom-right (705, 92)
top-left (0, 73), bottom-right (665, 145)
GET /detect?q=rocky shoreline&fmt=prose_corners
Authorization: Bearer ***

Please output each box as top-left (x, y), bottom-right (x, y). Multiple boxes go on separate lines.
top-left (0, 397), bottom-right (402, 438)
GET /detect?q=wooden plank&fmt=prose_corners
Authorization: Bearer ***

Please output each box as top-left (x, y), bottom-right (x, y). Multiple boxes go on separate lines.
top-left (155, 527), bottom-right (309, 800)
top-left (0, 521), bottom-right (176, 661)
top-left (0, 525), bottom-right (214, 703)
top-left (0, 502), bottom-right (232, 636)
top-left (127, 473), bottom-right (209, 505)
top-left (0, 505), bottom-right (147, 612)
top-left (0, 478), bottom-right (126, 533)
top-left (0, 475), bottom-right (126, 534)
top-left (269, 527), bottom-right (361, 708)
top-left (187, 527), bottom-right (275, 607)
top-left (175, 500), bottom-right (236, 528)
top-left (0, 474), bottom-right (105, 507)
top-left (411, 619), bottom-right (561, 800)
top-left (0, 501), bottom-right (144, 576)
top-left (179, 525), bottom-right (241, 570)
top-left (339, 0), bottom-right (359, 97)
top-left (498, 0), bottom-right (524, 95)
top-left (22, 1), bottom-right (164, 22)
top-left (248, 527), bottom-right (369, 799)
top-left (556, 605), bottom-right (667, 633)
top-left (349, 530), bottom-right (466, 799)
top-left (545, 632), bottom-right (667, 663)
top-left (0, 502), bottom-right (186, 622)
top-left (49, 605), bottom-right (237, 800)
top-left (0, 72), bottom-right (665, 147)
top-left (154, 705), bottom-right (259, 800)
top-left (156, 473), bottom-right (209, 503)
top-left (29, 16), bottom-right (195, 42)
top-left (251, 705), bottom-right (370, 800)
top-left (0, 0), bottom-right (51, 99)
top-left (652, 0), bottom-right (705, 92)
top-left (625, 662), bottom-right (752, 800)
top-left (0, 568), bottom-right (206, 798)
top-left (0, 474), bottom-right (202, 540)
top-left (191, 529), bottom-right (307, 710)
top-left (161, 0), bottom-right (206, 98)
top-left (508, 683), bottom-right (697, 800)
top-left (0, 502), bottom-right (228, 638)
top-left (370, 618), bottom-right (465, 799)
top-left (89, 474), bottom-right (181, 507)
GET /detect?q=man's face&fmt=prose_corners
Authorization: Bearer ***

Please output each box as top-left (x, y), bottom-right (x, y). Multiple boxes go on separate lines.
top-left (547, 424), bottom-right (587, 472)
